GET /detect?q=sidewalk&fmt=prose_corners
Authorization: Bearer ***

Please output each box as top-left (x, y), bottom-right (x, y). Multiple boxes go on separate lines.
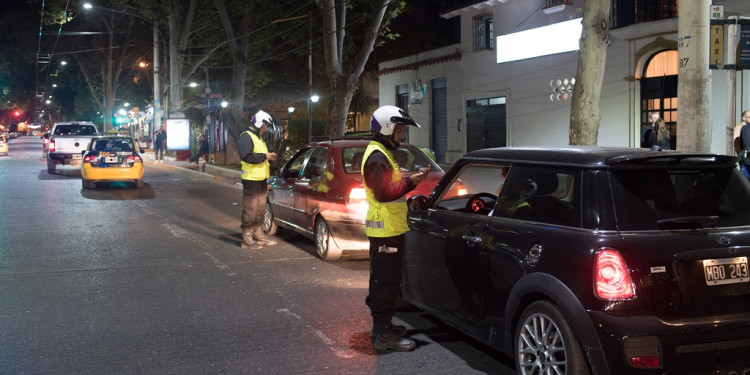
top-left (141, 150), bottom-right (242, 188)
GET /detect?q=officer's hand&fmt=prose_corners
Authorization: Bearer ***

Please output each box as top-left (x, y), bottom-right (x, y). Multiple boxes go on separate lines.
top-left (409, 171), bottom-right (426, 185)
top-left (266, 152), bottom-right (277, 161)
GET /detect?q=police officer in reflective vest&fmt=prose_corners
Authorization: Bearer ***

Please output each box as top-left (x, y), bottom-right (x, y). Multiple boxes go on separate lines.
top-left (238, 110), bottom-right (278, 250)
top-left (362, 105), bottom-right (429, 351)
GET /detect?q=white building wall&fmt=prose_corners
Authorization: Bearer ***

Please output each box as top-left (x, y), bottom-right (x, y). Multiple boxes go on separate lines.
top-left (378, 0), bottom-right (750, 163)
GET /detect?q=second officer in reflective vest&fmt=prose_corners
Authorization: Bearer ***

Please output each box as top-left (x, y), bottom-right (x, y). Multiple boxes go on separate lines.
top-left (362, 105), bottom-right (429, 352)
top-left (238, 110), bottom-right (278, 250)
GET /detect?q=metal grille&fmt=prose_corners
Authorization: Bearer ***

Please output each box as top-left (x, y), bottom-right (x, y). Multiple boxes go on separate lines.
top-left (473, 14), bottom-right (493, 51)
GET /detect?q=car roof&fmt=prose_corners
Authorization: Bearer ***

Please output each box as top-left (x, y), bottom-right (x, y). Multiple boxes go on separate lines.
top-left (308, 136), bottom-right (418, 148)
top-left (461, 146), bottom-right (738, 168)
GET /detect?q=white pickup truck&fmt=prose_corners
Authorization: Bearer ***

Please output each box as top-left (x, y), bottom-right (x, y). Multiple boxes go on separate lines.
top-left (47, 121), bottom-right (100, 174)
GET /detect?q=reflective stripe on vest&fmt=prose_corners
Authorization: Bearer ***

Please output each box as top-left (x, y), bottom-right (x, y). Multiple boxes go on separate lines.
top-left (362, 141), bottom-right (408, 237)
top-left (240, 131), bottom-right (270, 181)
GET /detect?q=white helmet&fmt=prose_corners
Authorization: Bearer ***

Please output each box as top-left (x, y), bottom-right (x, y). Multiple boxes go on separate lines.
top-left (370, 105), bottom-right (420, 136)
top-left (251, 110), bottom-right (275, 131)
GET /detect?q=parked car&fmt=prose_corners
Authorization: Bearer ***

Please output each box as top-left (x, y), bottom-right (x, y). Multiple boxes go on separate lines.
top-left (81, 135), bottom-right (144, 189)
top-left (403, 146), bottom-right (750, 374)
top-left (263, 136), bottom-right (452, 261)
top-left (0, 134), bottom-right (8, 155)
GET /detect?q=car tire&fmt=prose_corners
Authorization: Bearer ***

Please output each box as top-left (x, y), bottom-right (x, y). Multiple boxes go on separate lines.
top-left (135, 179), bottom-right (143, 188)
top-left (47, 159), bottom-right (56, 174)
top-left (515, 301), bottom-right (590, 375)
top-left (263, 201), bottom-right (279, 235)
top-left (315, 218), bottom-right (342, 261)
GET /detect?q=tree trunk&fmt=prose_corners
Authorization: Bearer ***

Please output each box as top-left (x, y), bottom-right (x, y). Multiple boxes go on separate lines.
top-left (676, 0), bottom-right (711, 152)
top-left (327, 76), bottom-right (357, 136)
top-left (321, 0), bottom-right (390, 137)
top-left (168, 5), bottom-right (184, 118)
top-left (569, 0), bottom-right (611, 146)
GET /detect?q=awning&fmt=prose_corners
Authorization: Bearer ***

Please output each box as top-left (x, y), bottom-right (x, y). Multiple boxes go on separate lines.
top-left (378, 50), bottom-right (462, 76)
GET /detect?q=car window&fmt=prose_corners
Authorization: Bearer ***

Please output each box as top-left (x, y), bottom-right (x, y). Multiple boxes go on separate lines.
top-left (395, 146), bottom-right (439, 172)
top-left (433, 163), bottom-right (507, 211)
top-left (342, 145), bottom-right (440, 174)
top-left (301, 147), bottom-right (328, 179)
top-left (343, 146), bottom-right (367, 173)
top-left (281, 148), bottom-right (312, 179)
top-left (493, 165), bottom-right (579, 227)
top-left (610, 167), bottom-right (750, 230)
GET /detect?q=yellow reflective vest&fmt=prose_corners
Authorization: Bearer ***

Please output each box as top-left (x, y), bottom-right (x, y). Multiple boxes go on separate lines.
top-left (240, 130), bottom-right (270, 181)
top-left (361, 141), bottom-right (409, 237)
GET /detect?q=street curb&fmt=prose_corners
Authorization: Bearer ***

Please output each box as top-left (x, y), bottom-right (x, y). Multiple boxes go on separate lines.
top-left (142, 152), bottom-right (242, 189)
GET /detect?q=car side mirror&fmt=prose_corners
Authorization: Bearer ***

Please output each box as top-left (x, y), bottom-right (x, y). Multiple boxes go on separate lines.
top-left (407, 195), bottom-right (428, 214)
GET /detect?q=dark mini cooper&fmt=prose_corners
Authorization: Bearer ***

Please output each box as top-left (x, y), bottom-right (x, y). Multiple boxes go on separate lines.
top-left (404, 146), bottom-right (750, 374)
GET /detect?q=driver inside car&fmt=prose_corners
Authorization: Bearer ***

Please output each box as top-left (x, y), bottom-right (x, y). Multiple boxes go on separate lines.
top-left (497, 177), bottom-right (537, 217)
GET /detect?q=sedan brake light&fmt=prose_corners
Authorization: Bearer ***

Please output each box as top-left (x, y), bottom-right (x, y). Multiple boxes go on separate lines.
top-left (83, 155), bottom-right (98, 163)
top-left (347, 186), bottom-right (368, 217)
top-left (594, 248), bottom-right (634, 300)
top-left (126, 155), bottom-right (142, 163)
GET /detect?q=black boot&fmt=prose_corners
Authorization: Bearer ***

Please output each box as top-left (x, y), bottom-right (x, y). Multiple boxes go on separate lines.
top-left (371, 323), bottom-right (408, 338)
top-left (374, 331), bottom-right (415, 351)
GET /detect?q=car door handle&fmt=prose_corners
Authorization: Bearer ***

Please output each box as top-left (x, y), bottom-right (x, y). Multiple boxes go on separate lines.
top-left (462, 234), bottom-right (482, 243)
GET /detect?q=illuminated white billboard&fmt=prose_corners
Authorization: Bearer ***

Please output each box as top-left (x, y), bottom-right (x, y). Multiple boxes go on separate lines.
top-left (165, 118), bottom-right (190, 151)
top-left (497, 18), bottom-right (583, 64)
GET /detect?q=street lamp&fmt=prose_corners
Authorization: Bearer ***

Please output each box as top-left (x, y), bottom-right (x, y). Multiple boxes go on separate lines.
top-left (83, 2), bottom-right (161, 145)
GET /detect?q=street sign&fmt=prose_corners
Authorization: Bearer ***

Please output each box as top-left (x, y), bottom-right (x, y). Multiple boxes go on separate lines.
top-left (710, 24), bottom-right (725, 69)
top-left (741, 27), bottom-right (750, 69)
top-left (711, 5), bottom-right (723, 20)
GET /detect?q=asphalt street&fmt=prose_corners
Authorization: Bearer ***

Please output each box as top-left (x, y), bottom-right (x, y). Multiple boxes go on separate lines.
top-left (0, 136), bottom-right (515, 374)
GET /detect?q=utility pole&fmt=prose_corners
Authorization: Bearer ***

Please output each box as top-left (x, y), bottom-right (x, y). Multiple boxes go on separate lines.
top-left (676, 0), bottom-right (711, 152)
top-left (153, 24), bottom-right (161, 146)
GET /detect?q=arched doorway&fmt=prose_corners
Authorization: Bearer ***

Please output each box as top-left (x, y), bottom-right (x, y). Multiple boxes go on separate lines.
top-left (641, 50), bottom-right (678, 149)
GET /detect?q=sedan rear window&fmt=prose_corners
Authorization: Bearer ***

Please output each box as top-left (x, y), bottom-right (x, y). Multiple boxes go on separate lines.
top-left (609, 167), bottom-right (750, 230)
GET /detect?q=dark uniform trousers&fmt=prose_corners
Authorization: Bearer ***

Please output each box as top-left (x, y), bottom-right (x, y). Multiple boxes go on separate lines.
top-left (367, 233), bottom-right (405, 335)
top-left (241, 179), bottom-right (267, 230)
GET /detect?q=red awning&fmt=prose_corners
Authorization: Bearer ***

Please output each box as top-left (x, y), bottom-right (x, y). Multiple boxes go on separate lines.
top-left (378, 50), bottom-right (462, 76)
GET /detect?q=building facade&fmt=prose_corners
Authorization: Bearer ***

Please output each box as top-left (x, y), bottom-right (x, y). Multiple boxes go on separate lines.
top-left (377, 0), bottom-right (750, 164)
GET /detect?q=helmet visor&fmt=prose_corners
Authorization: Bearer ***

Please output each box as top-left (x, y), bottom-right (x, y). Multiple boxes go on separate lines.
top-left (391, 109), bottom-right (420, 128)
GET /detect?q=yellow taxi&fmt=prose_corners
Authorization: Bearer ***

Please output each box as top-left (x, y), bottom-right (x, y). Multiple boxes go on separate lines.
top-left (0, 134), bottom-right (8, 155)
top-left (81, 135), bottom-right (144, 188)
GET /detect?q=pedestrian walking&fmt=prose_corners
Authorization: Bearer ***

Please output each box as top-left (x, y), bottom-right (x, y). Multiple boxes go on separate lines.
top-left (362, 105), bottom-right (429, 352)
top-left (190, 134), bottom-right (210, 163)
top-left (238, 110), bottom-right (278, 250)
top-left (154, 125), bottom-right (167, 162)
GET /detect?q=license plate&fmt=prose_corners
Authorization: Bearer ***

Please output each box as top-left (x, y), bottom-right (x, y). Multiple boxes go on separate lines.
top-left (72, 154), bottom-right (82, 160)
top-left (104, 156), bottom-right (119, 163)
top-left (703, 257), bottom-right (749, 286)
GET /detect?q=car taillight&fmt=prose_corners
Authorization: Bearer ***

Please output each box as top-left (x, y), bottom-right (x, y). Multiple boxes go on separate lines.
top-left (347, 186), bottom-right (368, 217)
top-left (594, 248), bottom-right (634, 300)
top-left (48, 140), bottom-right (55, 152)
top-left (83, 155), bottom-right (98, 163)
top-left (126, 155), bottom-right (142, 163)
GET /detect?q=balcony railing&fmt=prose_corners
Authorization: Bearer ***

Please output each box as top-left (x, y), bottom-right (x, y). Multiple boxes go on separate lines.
top-left (611, 0), bottom-right (678, 29)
